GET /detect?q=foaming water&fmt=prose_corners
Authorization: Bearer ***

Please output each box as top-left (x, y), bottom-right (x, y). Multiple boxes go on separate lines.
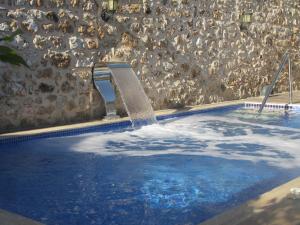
top-left (1, 108), bottom-right (300, 225)
top-left (65, 111), bottom-right (300, 169)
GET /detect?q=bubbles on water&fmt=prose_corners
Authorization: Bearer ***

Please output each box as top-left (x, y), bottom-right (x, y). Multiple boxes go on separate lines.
top-left (141, 169), bottom-right (198, 208)
top-left (69, 110), bottom-right (300, 169)
top-left (139, 159), bottom-right (276, 209)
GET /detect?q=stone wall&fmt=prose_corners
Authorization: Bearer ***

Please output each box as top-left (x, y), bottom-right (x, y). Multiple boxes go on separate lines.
top-left (0, 0), bottom-right (300, 133)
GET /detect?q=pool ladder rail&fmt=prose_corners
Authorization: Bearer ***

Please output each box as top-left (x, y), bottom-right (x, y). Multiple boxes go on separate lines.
top-left (259, 50), bottom-right (293, 113)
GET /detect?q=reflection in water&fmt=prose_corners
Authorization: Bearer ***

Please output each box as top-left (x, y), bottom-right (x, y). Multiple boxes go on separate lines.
top-left (140, 160), bottom-right (275, 209)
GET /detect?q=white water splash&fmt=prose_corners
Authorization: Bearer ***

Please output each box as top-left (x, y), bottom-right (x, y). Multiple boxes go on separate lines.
top-left (53, 113), bottom-right (300, 169)
top-left (109, 67), bottom-right (157, 127)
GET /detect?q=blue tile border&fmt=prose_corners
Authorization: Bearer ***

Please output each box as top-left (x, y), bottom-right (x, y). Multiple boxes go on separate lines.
top-left (0, 120), bottom-right (131, 145)
top-left (0, 104), bottom-right (243, 145)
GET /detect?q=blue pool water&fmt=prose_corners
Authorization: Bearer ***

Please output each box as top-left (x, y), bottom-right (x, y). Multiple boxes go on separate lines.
top-left (0, 106), bottom-right (300, 225)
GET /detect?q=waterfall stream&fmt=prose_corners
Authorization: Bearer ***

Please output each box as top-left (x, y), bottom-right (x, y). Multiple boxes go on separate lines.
top-left (109, 65), bottom-right (157, 127)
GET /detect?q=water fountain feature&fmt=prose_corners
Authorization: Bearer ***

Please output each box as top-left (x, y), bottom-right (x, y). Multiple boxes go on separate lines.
top-left (93, 62), bottom-right (157, 128)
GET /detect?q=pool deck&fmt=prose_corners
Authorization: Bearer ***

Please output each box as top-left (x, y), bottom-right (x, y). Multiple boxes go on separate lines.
top-left (200, 177), bottom-right (300, 225)
top-left (246, 91), bottom-right (300, 104)
top-left (0, 91), bottom-right (300, 225)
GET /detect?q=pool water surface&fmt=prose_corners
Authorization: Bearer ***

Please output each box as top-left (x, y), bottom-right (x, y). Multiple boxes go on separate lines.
top-left (0, 107), bottom-right (300, 225)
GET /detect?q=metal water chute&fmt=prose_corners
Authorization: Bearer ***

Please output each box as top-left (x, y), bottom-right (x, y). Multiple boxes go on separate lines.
top-left (92, 64), bottom-right (118, 118)
top-left (92, 61), bottom-right (157, 127)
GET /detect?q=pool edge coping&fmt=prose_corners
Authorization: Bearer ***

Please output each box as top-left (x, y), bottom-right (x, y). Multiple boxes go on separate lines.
top-left (0, 99), bottom-right (246, 141)
top-left (0, 209), bottom-right (44, 225)
top-left (1, 90), bottom-right (300, 139)
top-left (199, 176), bottom-right (300, 225)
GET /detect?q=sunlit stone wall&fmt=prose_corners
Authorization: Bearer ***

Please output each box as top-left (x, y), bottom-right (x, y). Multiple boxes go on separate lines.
top-left (0, 0), bottom-right (300, 132)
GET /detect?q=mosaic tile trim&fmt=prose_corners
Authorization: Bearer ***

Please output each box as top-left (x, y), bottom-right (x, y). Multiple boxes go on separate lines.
top-left (0, 104), bottom-right (242, 145)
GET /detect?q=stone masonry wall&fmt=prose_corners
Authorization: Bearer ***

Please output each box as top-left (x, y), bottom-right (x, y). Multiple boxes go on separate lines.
top-left (0, 0), bottom-right (300, 132)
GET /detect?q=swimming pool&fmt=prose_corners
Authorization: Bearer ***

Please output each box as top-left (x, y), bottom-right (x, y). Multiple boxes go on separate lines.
top-left (0, 105), bottom-right (300, 225)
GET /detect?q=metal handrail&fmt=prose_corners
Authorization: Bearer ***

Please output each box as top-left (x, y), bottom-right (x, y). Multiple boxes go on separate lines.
top-left (258, 51), bottom-right (293, 113)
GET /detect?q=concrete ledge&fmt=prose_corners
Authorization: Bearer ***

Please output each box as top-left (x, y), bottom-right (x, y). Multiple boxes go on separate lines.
top-left (0, 209), bottom-right (44, 225)
top-left (0, 91), bottom-right (299, 140)
top-left (0, 99), bottom-right (245, 140)
top-left (200, 177), bottom-right (300, 225)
